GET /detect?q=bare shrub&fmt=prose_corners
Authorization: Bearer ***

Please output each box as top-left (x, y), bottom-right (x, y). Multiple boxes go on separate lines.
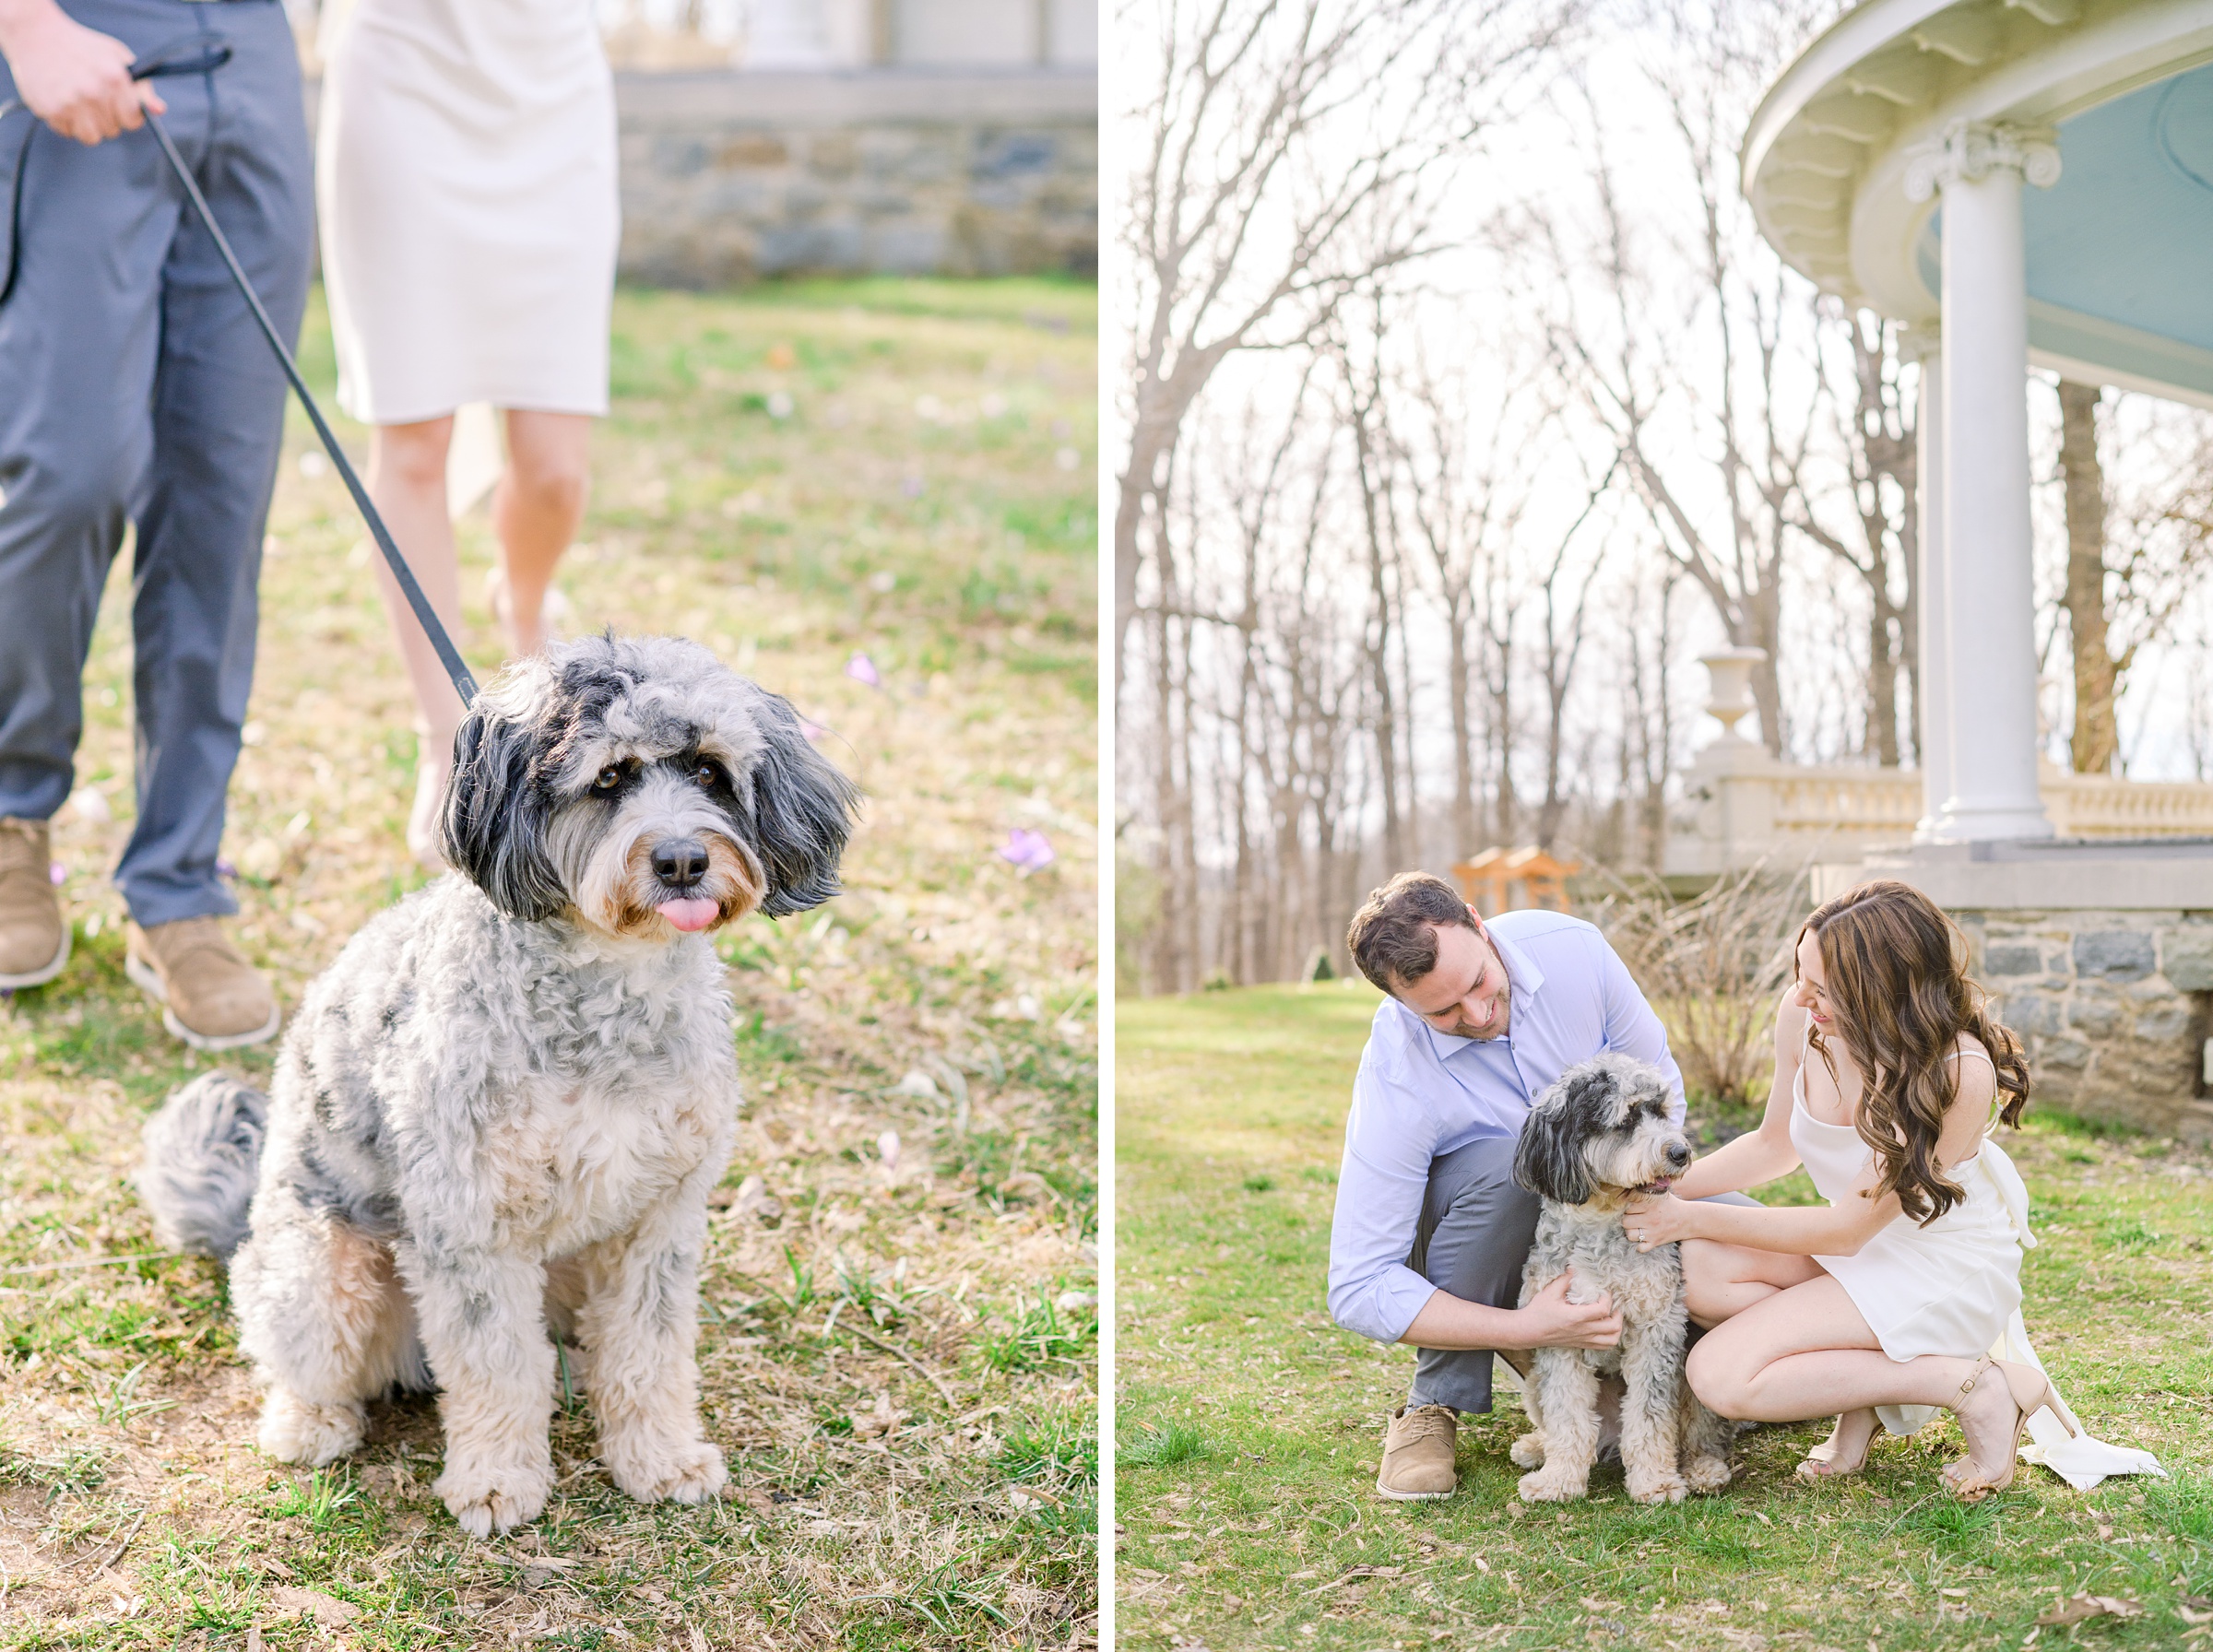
top-left (1589, 861), bottom-right (1812, 1106)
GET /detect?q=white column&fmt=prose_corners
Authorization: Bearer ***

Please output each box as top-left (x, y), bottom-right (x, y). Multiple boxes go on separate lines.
top-left (1905, 325), bottom-right (1951, 841)
top-left (1904, 121), bottom-right (2060, 843)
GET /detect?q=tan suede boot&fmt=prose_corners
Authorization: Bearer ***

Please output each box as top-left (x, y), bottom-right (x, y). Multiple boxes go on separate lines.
top-left (0, 818), bottom-right (69, 989)
top-left (125, 916), bottom-right (280, 1050)
top-left (1377, 1404), bottom-right (1458, 1501)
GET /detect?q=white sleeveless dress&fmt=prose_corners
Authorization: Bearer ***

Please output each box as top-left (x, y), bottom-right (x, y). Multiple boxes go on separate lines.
top-left (1789, 1034), bottom-right (2162, 1490)
top-left (316, 0), bottom-right (620, 424)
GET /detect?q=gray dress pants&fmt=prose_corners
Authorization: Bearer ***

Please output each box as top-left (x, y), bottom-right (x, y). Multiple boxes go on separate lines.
top-left (1403, 1137), bottom-right (1539, 1415)
top-left (0, 0), bottom-right (310, 926)
top-left (1402, 1134), bottom-right (1759, 1414)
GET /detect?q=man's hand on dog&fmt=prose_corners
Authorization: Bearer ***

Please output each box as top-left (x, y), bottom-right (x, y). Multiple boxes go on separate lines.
top-left (1620, 1190), bottom-right (1698, 1253)
top-left (1521, 1269), bottom-right (1621, 1350)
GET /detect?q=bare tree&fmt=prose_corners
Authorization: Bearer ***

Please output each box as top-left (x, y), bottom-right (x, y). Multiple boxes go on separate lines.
top-left (1616, 562), bottom-right (1685, 870)
top-left (2051, 387), bottom-right (2213, 774)
top-left (1785, 307), bottom-right (1919, 765)
top-left (1333, 295), bottom-right (1416, 870)
top-left (1533, 87), bottom-right (1810, 758)
top-left (1530, 475), bottom-right (1616, 848)
top-left (2058, 381), bottom-right (2120, 773)
top-left (1398, 359), bottom-right (1537, 860)
top-left (1531, 3), bottom-right (1849, 761)
top-left (1115, 0), bottom-right (1578, 698)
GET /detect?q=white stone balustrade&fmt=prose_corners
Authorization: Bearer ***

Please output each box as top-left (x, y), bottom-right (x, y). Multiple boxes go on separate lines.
top-left (1665, 746), bottom-right (2213, 879)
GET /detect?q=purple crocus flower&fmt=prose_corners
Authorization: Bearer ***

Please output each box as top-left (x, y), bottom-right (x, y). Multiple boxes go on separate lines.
top-left (1000, 829), bottom-right (1055, 873)
top-left (845, 652), bottom-right (882, 688)
top-left (48, 862), bottom-right (64, 887)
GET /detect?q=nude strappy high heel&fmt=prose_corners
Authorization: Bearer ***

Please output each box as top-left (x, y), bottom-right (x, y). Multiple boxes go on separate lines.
top-left (1795, 1408), bottom-right (1877, 1481)
top-left (1944, 1357), bottom-right (2077, 1501)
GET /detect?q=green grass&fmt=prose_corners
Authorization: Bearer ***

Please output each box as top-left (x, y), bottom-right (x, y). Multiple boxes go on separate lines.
top-left (0, 277), bottom-right (1095, 1649)
top-left (1117, 981), bottom-right (2213, 1650)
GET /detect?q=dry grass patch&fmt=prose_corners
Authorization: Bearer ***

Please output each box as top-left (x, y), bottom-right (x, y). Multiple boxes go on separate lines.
top-left (0, 277), bottom-right (1096, 1650)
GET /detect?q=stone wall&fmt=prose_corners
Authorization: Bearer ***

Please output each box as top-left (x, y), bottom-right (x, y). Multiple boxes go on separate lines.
top-left (301, 70), bottom-right (1098, 288)
top-left (612, 70), bottom-right (1096, 286)
top-left (1955, 909), bottom-right (2211, 1139)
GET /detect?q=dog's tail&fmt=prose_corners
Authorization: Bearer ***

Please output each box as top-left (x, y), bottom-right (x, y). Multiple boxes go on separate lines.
top-left (136, 1073), bottom-right (268, 1261)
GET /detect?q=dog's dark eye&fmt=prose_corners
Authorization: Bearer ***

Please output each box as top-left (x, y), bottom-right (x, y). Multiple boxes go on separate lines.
top-left (593, 765), bottom-right (622, 792)
top-left (693, 761), bottom-right (719, 789)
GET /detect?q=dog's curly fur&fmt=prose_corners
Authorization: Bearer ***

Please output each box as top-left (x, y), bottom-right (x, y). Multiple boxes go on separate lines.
top-left (1509, 1055), bottom-right (1735, 1505)
top-left (136, 635), bottom-right (859, 1537)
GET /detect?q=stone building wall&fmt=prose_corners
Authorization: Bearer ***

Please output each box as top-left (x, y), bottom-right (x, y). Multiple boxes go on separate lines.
top-left (1957, 908), bottom-right (2213, 1139)
top-left (612, 70), bottom-right (1096, 286)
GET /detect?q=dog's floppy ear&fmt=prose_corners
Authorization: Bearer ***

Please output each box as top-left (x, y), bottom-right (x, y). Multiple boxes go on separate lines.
top-left (439, 700), bottom-right (565, 921)
top-left (1516, 1059), bottom-right (1625, 1205)
top-left (1513, 1100), bottom-right (1590, 1206)
top-left (738, 692), bottom-right (862, 918)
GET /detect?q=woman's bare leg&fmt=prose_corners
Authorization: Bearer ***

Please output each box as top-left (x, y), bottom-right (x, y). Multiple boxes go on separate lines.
top-left (1680, 1238), bottom-right (1823, 1329)
top-left (1686, 1275), bottom-right (2025, 1485)
top-left (492, 410), bottom-right (593, 655)
top-left (1681, 1242), bottom-right (1863, 1471)
top-left (366, 419), bottom-right (465, 863)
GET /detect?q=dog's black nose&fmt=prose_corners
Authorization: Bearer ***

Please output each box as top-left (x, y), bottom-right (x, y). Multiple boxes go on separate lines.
top-left (651, 838), bottom-right (709, 888)
top-left (1665, 1140), bottom-right (1692, 1170)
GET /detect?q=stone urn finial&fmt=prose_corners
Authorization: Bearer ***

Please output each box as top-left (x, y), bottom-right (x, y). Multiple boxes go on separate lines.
top-left (1699, 647), bottom-right (1768, 743)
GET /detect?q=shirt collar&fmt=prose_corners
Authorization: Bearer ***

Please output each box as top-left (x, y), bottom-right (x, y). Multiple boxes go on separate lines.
top-left (1411, 923), bottom-right (1545, 1058)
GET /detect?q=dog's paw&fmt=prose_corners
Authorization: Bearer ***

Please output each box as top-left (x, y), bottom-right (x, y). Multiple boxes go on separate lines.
top-left (434, 1456), bottom-right (552, 1539)
top-left (608, 1436), bottom-right (728, 1505)
top-left (1509, 1431), bottom-right (1546, 1469)
top-left (1683, 1453), bottom-right (1734, 1493)
top-left (1516, 1468), bottom-right (1588, 1504)
top-left (1625, 1470), bottom-right (1687, 1505)
top-left (258, 1389), bottom-right (365, 1466)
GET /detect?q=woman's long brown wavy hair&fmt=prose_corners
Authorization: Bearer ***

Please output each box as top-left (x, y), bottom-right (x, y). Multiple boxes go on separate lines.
top-left (1801, 880), bottom-right (2030, 1226)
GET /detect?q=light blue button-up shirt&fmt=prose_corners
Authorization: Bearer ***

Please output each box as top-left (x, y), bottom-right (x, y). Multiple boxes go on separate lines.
top-left (1325, 910), bottom-right (1686, 1345)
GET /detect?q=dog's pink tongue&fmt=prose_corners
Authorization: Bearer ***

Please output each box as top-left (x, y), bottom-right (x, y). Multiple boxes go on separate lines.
top-left (657, 897), bottom-right (718, 932)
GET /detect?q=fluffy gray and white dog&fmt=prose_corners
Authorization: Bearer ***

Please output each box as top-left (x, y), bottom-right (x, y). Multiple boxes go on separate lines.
top-left (136, 634), bottom-right (858, 1537)
top-left (1509, 1055), bottom-right (1734, 1505)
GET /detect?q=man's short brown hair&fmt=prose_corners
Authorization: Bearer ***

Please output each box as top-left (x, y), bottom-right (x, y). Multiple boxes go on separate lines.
top-left (1345, 872), bottom-right (1478, 992)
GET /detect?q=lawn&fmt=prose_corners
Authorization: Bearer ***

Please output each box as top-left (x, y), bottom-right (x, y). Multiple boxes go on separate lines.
top-left (1116, 981), bottom-right (2213, 1651)
top-left (0, 277), bottom-right (1097, 1648)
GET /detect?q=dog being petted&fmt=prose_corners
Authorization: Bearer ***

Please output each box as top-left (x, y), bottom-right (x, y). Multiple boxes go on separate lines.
top-left (1509, 1055), bottom-right (1735, 1506)
top-left (136, 633), bottom-right (860, 1538)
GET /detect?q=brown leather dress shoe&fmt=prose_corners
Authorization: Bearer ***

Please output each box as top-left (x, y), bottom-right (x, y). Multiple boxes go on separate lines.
top-left (1377, 1403), bottom-right (1458, 1501)
top-left (0, 818), bottom-right (69, 989)
top-left (125, 916), bottom-right (280, 1050)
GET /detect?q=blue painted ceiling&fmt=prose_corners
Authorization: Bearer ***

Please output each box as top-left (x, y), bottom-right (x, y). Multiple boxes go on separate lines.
top-left (1914, 62), bottom-right (2213, 352)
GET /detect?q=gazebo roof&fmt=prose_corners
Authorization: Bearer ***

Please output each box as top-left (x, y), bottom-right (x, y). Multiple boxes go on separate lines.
top-left (1743, 0), bottom-right (2213, 406)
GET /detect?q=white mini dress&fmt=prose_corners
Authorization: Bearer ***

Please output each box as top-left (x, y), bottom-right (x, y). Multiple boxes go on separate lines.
top-left (1791, 1042), bottom-right (2025, 1363)
top-left (1788, 1031), bottom-right (2161, 1489)
top-left (317, 0), bottom-right (620, 425)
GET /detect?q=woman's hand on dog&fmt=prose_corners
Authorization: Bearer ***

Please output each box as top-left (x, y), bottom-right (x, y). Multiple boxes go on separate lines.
top-left (1620, 1191), bottom-right (1698, 1252)
top-left (1520, 1269), bottom-right (1622, 1350)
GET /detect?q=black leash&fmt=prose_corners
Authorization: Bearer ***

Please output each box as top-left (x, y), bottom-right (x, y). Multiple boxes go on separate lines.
top-left (0, 37), bottom-right (478, 708)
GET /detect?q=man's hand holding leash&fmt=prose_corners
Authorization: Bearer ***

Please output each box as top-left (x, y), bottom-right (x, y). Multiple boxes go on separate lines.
top-left (0, 0), bottom-right (161, 143)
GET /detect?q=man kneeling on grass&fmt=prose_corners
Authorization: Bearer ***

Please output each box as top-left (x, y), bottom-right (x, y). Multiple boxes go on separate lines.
top-left (1326, 872), bottom-right (1754, 1501)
